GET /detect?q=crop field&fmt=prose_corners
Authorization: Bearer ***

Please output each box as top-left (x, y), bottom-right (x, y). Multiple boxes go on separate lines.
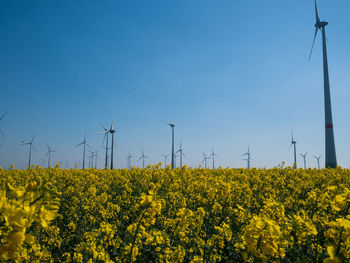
top-left (0, 165), bottom-right (349, 262)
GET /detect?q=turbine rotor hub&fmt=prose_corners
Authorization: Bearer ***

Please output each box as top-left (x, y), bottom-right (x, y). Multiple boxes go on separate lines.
top-left (315, 21), bottom-right (328, 28)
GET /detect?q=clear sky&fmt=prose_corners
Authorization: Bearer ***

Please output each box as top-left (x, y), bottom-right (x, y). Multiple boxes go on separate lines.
top-left (1, 0), bottom-right (350, 169)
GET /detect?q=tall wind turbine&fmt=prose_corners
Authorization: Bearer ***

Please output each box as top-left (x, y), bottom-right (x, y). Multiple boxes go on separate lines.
top-left (109, 118), bottom-right (116, 169)
top-left (0, 111), bottom-right (7, 138)
top-left (290, 131), bottom-right (297, 168)
top-left (138, 149), bottom-right (149, 168)
top-left (242, 146), bottom-right (251, 169)
top-left (75, 135), bottom-right (89, 169)
top-left (309, 0), bottom-right (337, 168)
top-left (46, 145), bottom-right (57, 168)
top-left (97, 122), bottom-right (109, 169)
top-left (175, 142), bottom-right (185, 168)
top-left (210, 148), bottom-right (218, 169)
top-left (314, 155), bottom-right (322, 169)
top-left (299, 152), bottom-right (308, 169)
top-left (164, 122), bottom-right (175, 169)
top-left (21, 135), bottom-right (37, 167)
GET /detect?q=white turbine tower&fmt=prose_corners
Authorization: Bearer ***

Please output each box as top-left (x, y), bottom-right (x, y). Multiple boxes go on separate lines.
top-left (290, 131), bottom-right (297, 168)
top-left (138, 149), bottom-right (149, 168)
top-left (162, 153), bottom-right (170, 168)
top-left (0, 111), bottom-right (8, 138)
top-left (46, 145), bottom-right (57, 168)
top-left (242, 146), bottom-right (251, 169)
top-left (313, 155), bottom-right (322, 169)
top-left (108, 118), bottom-right (116, 169)
top-left (21, 135), bottom-right (37, 168)
top-left (309, 0), bottom-right (337, 168)
top-left (164, 122), bottom-right (175, 169)
top-left (75, 135), bottom-right (90, 169)
top-left (299, 152), bottom-right (308, 169)
top-left (201, 152), bottom-right (211, 169)
top-left (210, 148), bottom-right (218, 169)
top-left (125, 152), bottom-right (133, 169)
top-left (97, 122), bottom-right (109, 169)
top-left (175, 142), bottom-right (185, 168)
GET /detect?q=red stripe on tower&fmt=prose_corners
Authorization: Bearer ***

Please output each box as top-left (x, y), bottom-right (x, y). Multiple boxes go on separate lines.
top-left (326, 124), bottom-right (333, 129)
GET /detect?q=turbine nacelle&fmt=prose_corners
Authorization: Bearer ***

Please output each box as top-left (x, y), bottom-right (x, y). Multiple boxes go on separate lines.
top-left (315, 21), bottom-right (328, 28)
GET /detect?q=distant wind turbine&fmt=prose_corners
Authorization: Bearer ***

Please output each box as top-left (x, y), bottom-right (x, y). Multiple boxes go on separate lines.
top-left (0, 111), bottom-right (7, 138)
top-left (309, 0), bottom-right (337, 168)
top-left (201, 152), bottom-right (211, 169)
top-left (314, 155), bottom-right (322, 169)
top-left (46, 145), bottom-right (57, 168)
top-left (75, 135), bottom-right (89, 169)
top-left (299, 152), bottom-right (308, 169)
top-left (162, 153), bottom-right (170, 168)
top-left (242, 146), bottom-right (251, 169)
top-left (290, 131), bottom-right (297, 168)
top-left (164, 122), bottom-right (175, 169)
top-left (125, 152), bottom-right (133, 169)
top-left (97, 122), bottom-right (109, 169)
top-left (21, 135), bottom-right (37, 167)
top-left (210, 148), bottom-right (218, 169)
top-left (138, 149), bottom-right (149, 168)
top-left (175, 141), bottom-right (185, 168)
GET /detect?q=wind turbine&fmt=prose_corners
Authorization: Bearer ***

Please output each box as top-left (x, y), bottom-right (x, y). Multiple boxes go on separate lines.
top-left (97, 122), bottom-right (109, 169)
top-left (138, 149), bottom-right (149, 168)
top-left (0, 111), bottom-right (7, 138)
top-left (21, 135), bottom-right (37, 167)
top-left (299, 152), bottom-right (308, 169)
top-left (109, 118), bottom-right (116, 169)
top-left (87, 150), bottom-right (98, 168)
top-left (210, 148), bottom-right (218, 169)
top-left (242, 146), bottom-right (251, 169)
top-left (46, 145), bottom-right (57, 168)
top-left (175, 141), bottom-right (185, 168)
top-left (75, 135), bottom-right (89, 169)
top-left (290, 131), bottom-right (297, 168)
top-left (125, 152), bottom-right (133, 169)
top-left (87, 150), bottom-right (93, 168)
top-left (201, 152), bottom-right (211, 169)
top-left (314, 155), bottom-right (322, 169)
top-left (162, 153), bottom-right (170, 168)
top-left (309, 0), bottom-right (337, 168)
top-left (95, 150), bottom-right (98, 168)
top-left (164, 122), bottom-right (175, 169)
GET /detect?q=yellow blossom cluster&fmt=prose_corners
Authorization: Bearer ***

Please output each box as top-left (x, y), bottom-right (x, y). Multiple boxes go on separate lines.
top-left (1, 165), bottom-right (350, 262)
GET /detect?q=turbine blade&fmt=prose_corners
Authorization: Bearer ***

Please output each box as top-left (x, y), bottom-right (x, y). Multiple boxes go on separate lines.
top-left (309, 28), bottom-right (318, 60)
top-left (0, 111), bottom-right (7, 121)
top-left (315, 0), bottom-right (320, 24)
top-left (32, 145), bottom-right (38, 151)
top-left (97, 130), bottom-right (108, 135)
top-left (75, 142), bottom-right (83, 147)
top-left (31, 135), bottom-right (36, 143)
top-left (0, 129), bottom-right (4, 138)
top-left (99, 121), bottom-right (108, 131)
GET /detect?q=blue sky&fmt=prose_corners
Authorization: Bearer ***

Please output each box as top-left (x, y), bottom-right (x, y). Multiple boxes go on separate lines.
top-left (1, 0), bottom-right (350, 169)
